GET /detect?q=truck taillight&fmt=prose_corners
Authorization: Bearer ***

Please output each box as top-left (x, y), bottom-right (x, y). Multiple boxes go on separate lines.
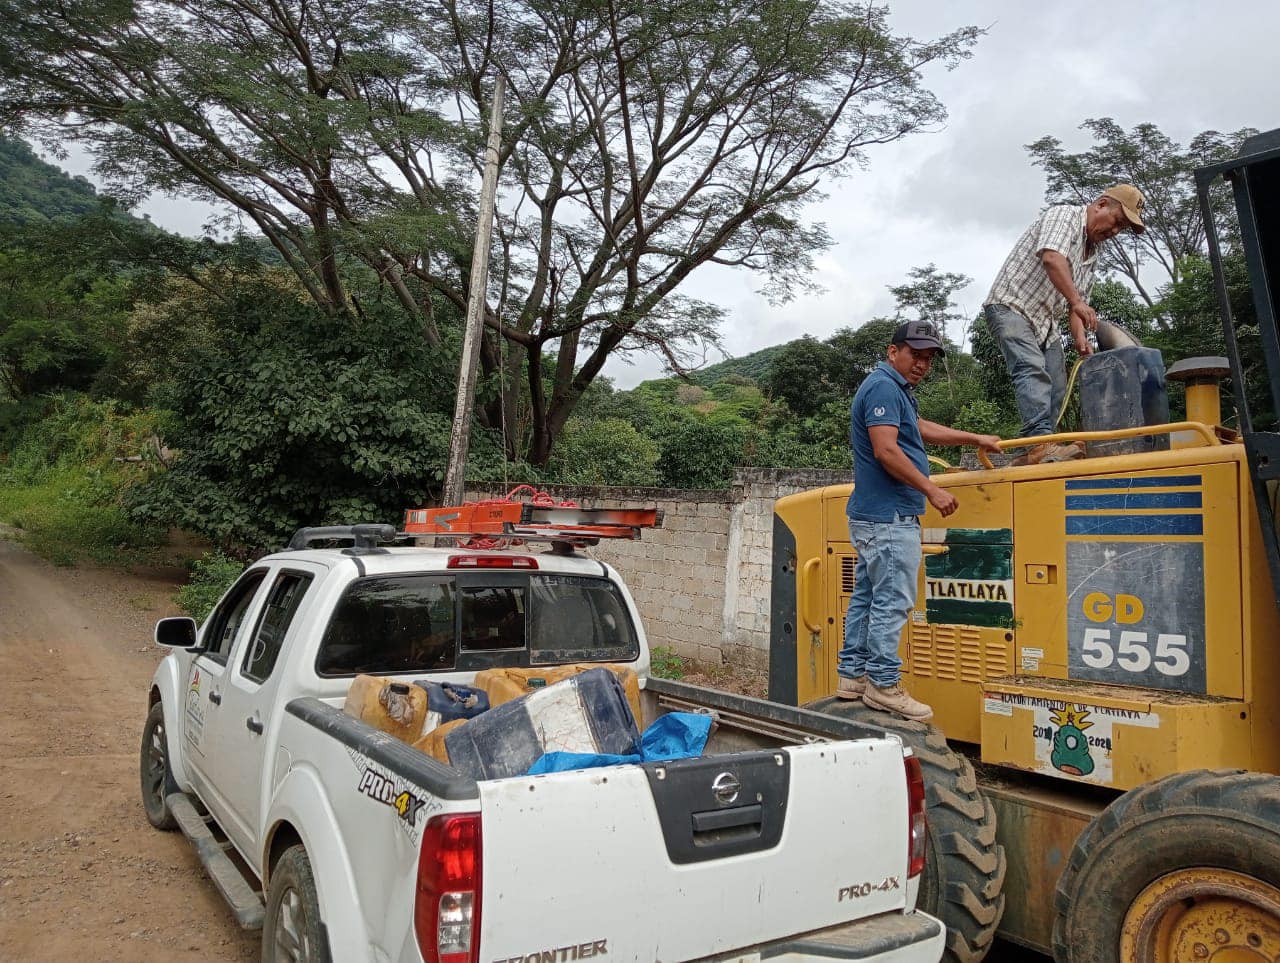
top-left (415, 813), bottom-right (482, 963)
top-left (447, 555), bottom-right (538, 569)
top-left (905, 755), bottom-right (927, 878)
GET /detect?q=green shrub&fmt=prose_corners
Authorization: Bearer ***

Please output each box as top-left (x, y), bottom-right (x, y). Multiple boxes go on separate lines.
top-left (175, 550), bottom-right (245, 623)
top-left (546, 418), bottom-right (659, 487)
top-left (650, 646), bottom-right (686, 680)
top-left (0, 394), bottom-right (168, 564)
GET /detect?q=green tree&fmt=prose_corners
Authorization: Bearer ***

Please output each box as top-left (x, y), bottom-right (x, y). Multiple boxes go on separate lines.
top-left (546, 418), bottom-right (659, 486)
top-left (656, 419), bottom-right (746, 488)
top-left (886, 262), bottom-right (972, 344)
top-left (762, 335), bottom-right (840, 418)
top-left (125, 274), bottom-right (487, 552)
top-left (1026, 119), bottom-right (1256, 303)
top-left (0, 0), bottom-right (980, 465)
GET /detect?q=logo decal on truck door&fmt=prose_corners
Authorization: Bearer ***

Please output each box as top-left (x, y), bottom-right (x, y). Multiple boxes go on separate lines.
top-left (358, 767), bottom-right (425, 826)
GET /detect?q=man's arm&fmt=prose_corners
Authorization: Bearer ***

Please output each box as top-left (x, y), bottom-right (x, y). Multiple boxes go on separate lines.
top-left (1040, 250), bottom-right (1096, 355)
top-left (868, 424), bottom-right (958, 517)
top-left (919, 420), bottom-right (1002, 452)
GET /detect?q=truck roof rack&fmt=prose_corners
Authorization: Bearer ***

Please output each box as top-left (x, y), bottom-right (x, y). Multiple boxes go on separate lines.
top-left (402, 489), bottom-right (662, 549)
top-left (285, 524), bottom-right (397, 555)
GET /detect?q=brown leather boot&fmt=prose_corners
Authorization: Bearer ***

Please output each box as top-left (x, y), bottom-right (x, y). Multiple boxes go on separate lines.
top-left (863, 683), bottom-right (934, 722)
top-left (1009, 442), bottom-right (1050, 467)
top-left (836, 675), bottom-right (867, 700)
top-left (1042, 441), bottom-right (1086, 462)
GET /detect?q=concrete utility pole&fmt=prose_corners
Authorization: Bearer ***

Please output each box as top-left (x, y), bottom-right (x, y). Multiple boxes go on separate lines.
top-left (442, 74), bottom-right (505, 508)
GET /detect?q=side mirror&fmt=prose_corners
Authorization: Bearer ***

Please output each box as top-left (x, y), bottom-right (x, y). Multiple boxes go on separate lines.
top-left (155, 617), bottom-right (198, 648)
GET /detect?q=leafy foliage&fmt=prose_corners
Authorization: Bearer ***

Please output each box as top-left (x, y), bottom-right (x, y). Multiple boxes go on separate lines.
top-left (175, 551), bottom-right (246, 623)
top-left (1026, 118), bottom-right (1256, 303)
top-left (0, 0), bottom-right (981, 464)
top-left (125, 275), bottom-right (488, 553)
top-left (0, 137), bottom-right (102, 224)
top-left (546, 418), bottom-right (659, 487)
top-left (0, 394), bottom-right (167, 564)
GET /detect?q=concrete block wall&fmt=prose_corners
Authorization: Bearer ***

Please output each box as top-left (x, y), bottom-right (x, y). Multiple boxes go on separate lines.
top-left (465, 468), bottom-right (848, 671)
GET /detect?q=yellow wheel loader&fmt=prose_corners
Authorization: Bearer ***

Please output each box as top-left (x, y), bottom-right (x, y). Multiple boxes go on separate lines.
top-left (771, 130), bottom-right (1280, 962)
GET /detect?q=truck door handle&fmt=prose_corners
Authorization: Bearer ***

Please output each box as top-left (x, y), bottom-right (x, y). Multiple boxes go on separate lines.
top-left (245, 716), bottom-right (263, 735)
top-left (208, 691), bottom-right (222, 705)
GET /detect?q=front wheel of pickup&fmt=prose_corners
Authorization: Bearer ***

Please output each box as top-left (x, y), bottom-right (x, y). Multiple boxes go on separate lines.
top-left (140, 702), bottom-right (179, 830)
top-left (808, 697), bottom-right (1006, 963)
top-left (264, 844), bottom-right (329, 963)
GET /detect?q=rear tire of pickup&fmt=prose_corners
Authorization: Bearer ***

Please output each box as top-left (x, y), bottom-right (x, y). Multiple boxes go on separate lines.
top-left (140, 702), bottom-right (179, 831)
top-left (807, 698), bottom-right (1006, 963)
top-left (263, 844), bottom-right (330, 963)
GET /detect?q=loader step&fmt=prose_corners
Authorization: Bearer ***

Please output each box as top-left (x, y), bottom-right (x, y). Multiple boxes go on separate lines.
top-left (167, 792), bottom-right (264, 930)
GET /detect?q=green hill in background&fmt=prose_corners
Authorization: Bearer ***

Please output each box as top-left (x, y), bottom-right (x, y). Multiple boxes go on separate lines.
top-left (0, 137), bottom-right (113, 225)
top-left (686, 342), bottom-right (787, 387)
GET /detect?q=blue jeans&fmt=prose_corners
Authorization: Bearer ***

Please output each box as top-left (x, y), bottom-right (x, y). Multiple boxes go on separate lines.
top-left (839, 515), bottom-right (921, 688)
top-left (984, 303), bottom-right (1066, 437)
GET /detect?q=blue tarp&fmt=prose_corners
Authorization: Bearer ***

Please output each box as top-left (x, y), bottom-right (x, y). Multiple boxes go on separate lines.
top-left (526, 712), bottom-right (714, 775)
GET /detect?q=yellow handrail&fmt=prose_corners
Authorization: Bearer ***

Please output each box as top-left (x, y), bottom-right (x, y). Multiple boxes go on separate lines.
top-left (977, 422), bottom-right (1221, 470)
top-left (799, 557), bottom-right (823, 634)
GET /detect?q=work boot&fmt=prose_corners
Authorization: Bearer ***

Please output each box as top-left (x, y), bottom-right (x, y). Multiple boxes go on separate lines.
top-left (1009, 442), bottom-right (1050, 467)
top-left (1042, 441), bottom-right (1086, 463)
top-left (863, 683), bottom-right (934, 722)
top-left (836, 675), bottom-right (867, 700)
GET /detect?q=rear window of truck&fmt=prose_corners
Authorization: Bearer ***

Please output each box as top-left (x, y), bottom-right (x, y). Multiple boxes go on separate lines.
top-left (315, 572), bottom-right (640, 676)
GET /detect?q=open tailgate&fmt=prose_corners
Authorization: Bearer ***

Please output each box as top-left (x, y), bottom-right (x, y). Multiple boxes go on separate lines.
top-left (473, 739), bottom-right (911, 962)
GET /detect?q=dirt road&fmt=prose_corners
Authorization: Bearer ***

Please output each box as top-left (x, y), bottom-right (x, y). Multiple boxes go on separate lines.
top-left (0, 537), bottom-right (257, 961)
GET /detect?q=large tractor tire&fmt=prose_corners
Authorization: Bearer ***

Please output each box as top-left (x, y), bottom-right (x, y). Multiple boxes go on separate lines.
top-left (809, 697), bottom-right (1006, 963)
top-left (1053, 768), bottom-right (1280, 963)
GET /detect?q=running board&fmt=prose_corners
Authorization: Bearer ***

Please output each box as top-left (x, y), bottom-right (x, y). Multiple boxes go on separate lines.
top-left (167, 792), bottom-right (265, 930)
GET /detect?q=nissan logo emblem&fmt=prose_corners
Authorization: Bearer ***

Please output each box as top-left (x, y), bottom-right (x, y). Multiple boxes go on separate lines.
top-left (712, 771), bottom-right (741, 805)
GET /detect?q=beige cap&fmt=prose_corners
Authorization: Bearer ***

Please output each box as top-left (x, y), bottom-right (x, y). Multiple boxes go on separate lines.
top-left (1102, 184), bottom-right (1146, 234)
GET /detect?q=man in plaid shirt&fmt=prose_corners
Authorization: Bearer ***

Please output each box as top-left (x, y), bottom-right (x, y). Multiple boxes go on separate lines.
top-left (983, 185), bottom-right (1146, 465)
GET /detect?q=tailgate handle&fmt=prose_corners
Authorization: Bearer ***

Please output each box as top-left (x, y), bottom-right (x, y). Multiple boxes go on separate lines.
top-left (692, 803), bottom-right (763, 835)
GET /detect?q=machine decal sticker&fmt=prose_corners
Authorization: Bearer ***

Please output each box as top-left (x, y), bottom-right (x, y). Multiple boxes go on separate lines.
top-left (987, 691), bottom-right (1160, 785)
top-left (922, 528), bottom-right (1013, 628)
top-left (1047, 707), bottom-right (1095, 776)
top-left (1065, 542), bottom-right (1207, 693)
top-left (1065, 476), bottom-right (1207, 693)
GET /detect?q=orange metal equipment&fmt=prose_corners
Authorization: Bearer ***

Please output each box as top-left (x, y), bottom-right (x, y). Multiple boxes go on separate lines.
top-left (402, 486), bottom-right (661, 546)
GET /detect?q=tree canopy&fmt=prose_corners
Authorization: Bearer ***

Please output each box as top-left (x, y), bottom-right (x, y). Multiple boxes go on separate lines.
top-left (0, 0), bottom-right (980, 464)
top-left (1026, 118), bottom-right (1256, 304)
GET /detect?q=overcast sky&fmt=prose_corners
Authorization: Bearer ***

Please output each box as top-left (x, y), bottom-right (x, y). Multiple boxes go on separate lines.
top-left (53, 0), bottom-right (1279, 389)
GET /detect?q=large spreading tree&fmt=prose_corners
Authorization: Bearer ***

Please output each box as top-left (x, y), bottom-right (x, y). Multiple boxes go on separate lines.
top-left (0, 0), bottom-right (979, 464)
top-left (1026, 118), bottom-right (1256, 305)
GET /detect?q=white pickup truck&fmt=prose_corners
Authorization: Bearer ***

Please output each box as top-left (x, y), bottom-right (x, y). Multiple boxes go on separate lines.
top-left (140, 518), bottom-right (943, 963)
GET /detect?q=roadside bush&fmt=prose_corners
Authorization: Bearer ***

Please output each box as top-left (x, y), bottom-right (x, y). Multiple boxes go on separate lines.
top-left (0, 394), bottom-right (167, 564)
top-left (546, 418), bottom-right (659, 486)
top-left (125, 276), bottom-right (488, 553)
top-left (656, 420), bottom-right (746, 488)
top-left (175, 550), bottom-right (245, 622)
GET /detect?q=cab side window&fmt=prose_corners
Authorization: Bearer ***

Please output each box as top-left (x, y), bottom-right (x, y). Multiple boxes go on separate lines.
top-left (202, 570), bottom-right (267, 664)
top-left (241, 572), bottom-right (313, 684)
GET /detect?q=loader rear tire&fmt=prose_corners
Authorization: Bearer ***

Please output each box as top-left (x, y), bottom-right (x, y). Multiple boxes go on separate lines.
top-left (1052, 768), bottom-right (1280, 963)
top-left (808, 697), bottom-right (1006, 963)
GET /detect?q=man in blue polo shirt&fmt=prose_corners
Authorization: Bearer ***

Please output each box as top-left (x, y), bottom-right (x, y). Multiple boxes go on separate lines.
top-left (840, 321), bottom-right (1001, 721)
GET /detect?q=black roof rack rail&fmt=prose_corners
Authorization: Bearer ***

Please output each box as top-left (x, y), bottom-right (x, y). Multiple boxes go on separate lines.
top-left (285, 524), bottom-right (397, 555)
